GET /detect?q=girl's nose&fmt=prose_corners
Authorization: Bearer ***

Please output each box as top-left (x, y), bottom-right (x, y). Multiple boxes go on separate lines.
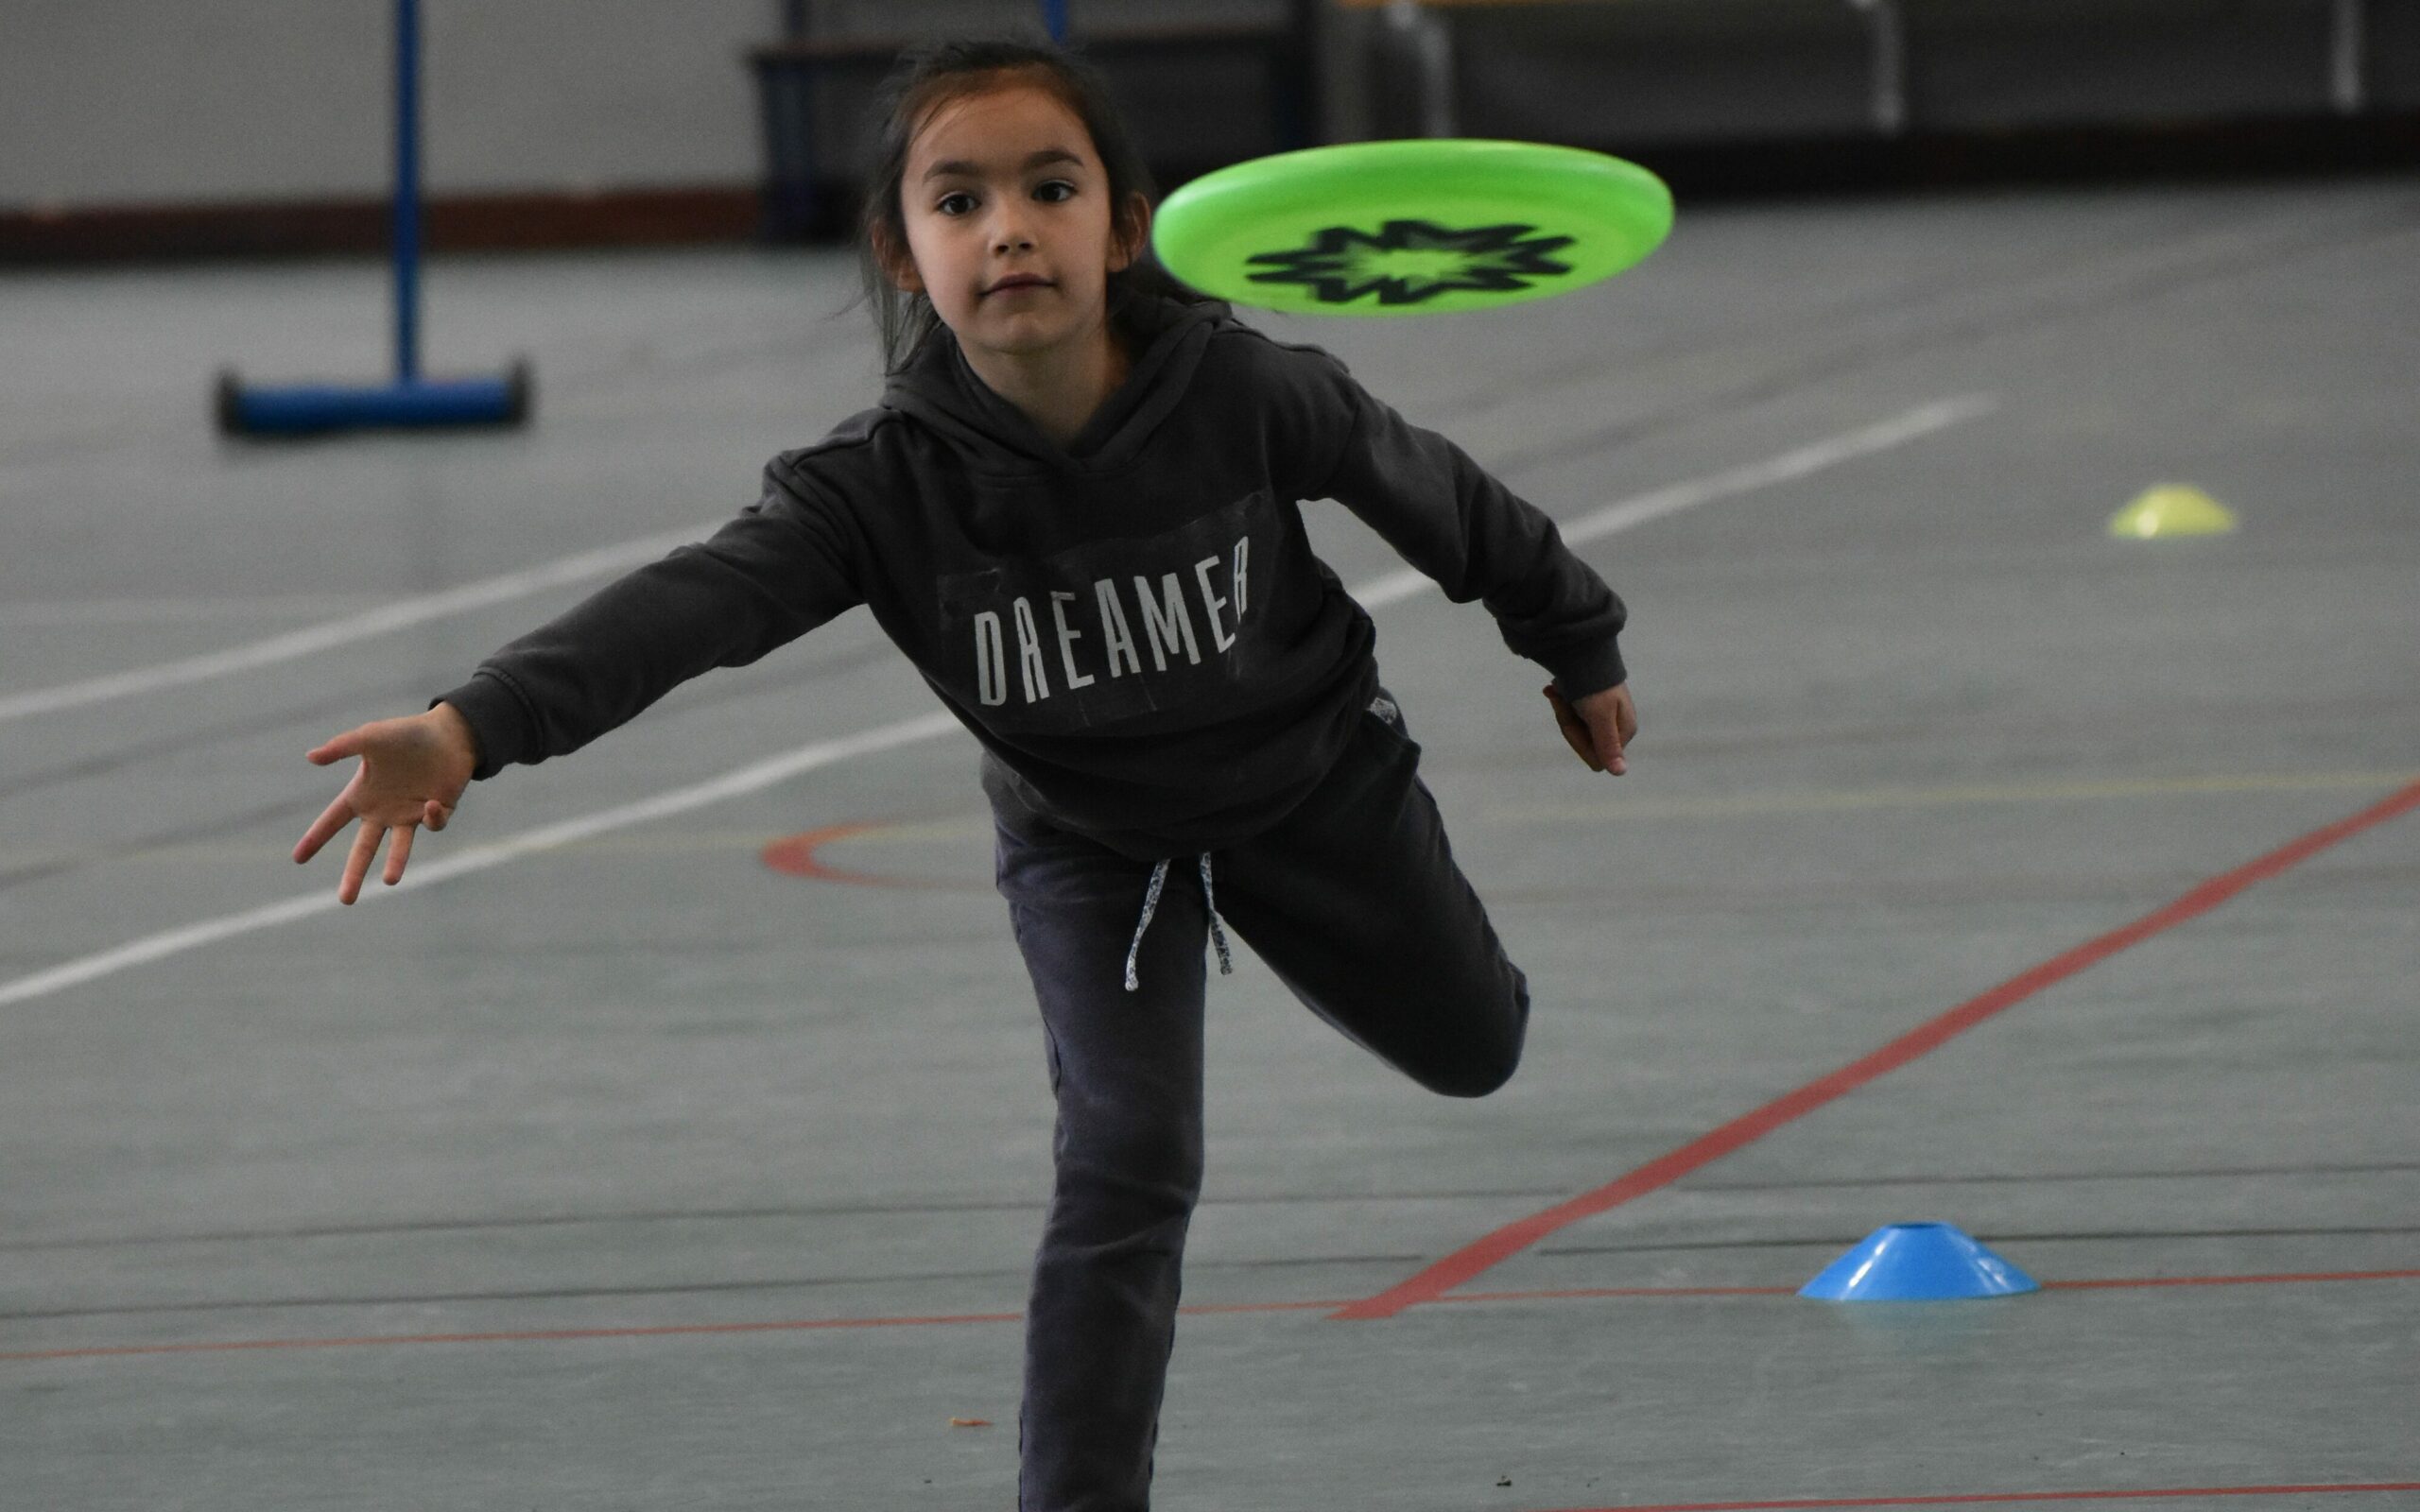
top-left (988, 207), bottom-right (1035, 253)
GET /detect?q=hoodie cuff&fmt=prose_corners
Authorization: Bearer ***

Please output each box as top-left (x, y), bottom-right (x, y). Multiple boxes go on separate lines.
top-left (430, 672), bottom-right (527, 782)
top-left (1546, 638), bottom-right (1628, 703)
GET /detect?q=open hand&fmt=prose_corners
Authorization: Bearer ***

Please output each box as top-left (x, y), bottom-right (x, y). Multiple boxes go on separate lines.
top-left (293, 703), bottom-right (478, 903)
top-left (1544, 681), bottom-right (1637, 775)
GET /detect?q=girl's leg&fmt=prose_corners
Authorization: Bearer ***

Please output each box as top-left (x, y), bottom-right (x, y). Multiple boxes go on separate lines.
top-left (994, 806), bottom-right (1212, 1512)
top-left (1214, 699), bottom-right (1530, 1098)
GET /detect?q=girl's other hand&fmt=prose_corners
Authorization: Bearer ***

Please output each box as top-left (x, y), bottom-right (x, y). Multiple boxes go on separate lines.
top-left (1544, 682), bottom-right (1637, 776)
top-left (293, 703), bottom-right (479, 903)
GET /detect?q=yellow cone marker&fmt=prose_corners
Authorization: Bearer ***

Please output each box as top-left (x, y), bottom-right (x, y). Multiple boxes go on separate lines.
top-left (2109, 484), bottom-right (2237, 539)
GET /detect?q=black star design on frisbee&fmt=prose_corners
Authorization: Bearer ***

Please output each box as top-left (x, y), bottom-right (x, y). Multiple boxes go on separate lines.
top-left (1243, 219), bottom-right (1576, 306)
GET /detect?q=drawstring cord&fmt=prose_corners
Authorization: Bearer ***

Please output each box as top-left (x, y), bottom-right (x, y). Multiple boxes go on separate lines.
top-left (1123, 853), bottom-right (1233, 992)
top-left (1122, 860), bottom-right (1169, 992)
top-left (1199, 853), bottom-right (1234, 979)
top-left (1117, 692), bottom-right (1406, 993)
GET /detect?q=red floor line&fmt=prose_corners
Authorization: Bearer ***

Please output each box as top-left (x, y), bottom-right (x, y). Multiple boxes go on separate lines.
top-left (759, 821), bottom-right (899, 886)
top-left (1443, 1285), bottom-right (1797, 1302)
top-left (1170, 1298), bottom-right (1341, 1317)
top-left (1539, 1485), bottom-right (2420, 1512)
top-left (1331, 778), bottom-right (2420, 1323)
top-left (1444, 1271), bottom-right (2420, 1305)
top-left (6, 1269), bottom-right (2412, 1364)
top-left (2041, 1269), bottom-right (2420, 1291)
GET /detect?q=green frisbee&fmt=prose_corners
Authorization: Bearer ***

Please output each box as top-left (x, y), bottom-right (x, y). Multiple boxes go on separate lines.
top-left (1151, 139), bottom-right (1673, 317)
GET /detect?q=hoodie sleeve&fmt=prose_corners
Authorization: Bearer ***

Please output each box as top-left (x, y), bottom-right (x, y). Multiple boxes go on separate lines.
top-left (435, 455), bottom-right (866, 779)
top-left (1285, 346), bottom-right (1628, 698)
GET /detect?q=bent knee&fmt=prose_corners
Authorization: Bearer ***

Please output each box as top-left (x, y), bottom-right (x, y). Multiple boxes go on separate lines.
top-left (1415, 1014), bottom-right (1526, 1098)
top-left (1421, 978), bottom-right (1529, 1098)
top-left (1425, 1044), bottom-right (1522, 1098)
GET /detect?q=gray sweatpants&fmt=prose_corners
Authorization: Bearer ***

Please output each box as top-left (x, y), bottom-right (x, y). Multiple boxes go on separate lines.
top-left (991, 696), bottom-right (1530, 1512)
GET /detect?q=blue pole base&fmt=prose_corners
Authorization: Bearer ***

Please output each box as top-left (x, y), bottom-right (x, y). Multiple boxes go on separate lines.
top-left (217, 360), bottom-right (532, 436)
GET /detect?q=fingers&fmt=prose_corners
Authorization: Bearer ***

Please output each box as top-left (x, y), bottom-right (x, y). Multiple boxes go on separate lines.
top-left (1543, 686), bottom-right (1603, 772)
top-left (1597, 713), bottom-right (1627, 776)
top-left (307, 727), bottom-right (365, 766)
top-left (1591, 686), bottom-right (1635, 776)
top-left (384, 823), bottom-right (416, 886)
top-left (319, 815), bottom-right (431, 900)
top-left (304, 719), bottom-right (452, 897)
top-left (1548, 683), bottom-right (1641, 776)
top-left (294, 791), bottom-right (356, 864)
top-left (339, 820), bottom-right (384, 906)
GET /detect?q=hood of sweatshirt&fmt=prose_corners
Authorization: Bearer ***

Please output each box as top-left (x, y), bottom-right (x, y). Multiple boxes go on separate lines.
top-left (876, 289), bottom-right (1233, 476)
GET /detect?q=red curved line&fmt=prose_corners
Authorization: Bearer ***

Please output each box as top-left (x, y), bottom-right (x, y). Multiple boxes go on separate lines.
top-left (761, 820), bottom-right (986, 891)
top-left (754, 827), bottom-right (890, 885)
top-left (1331, 778), bottom-right (2420, 1322)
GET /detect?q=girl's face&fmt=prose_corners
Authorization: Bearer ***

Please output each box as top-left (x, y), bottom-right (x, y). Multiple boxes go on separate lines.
top-left (886, 80), bottom-right (1144, 366)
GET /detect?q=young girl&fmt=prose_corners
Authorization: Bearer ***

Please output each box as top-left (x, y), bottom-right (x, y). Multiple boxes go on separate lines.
top-left (294, 38), bottom-right (1637, 1511)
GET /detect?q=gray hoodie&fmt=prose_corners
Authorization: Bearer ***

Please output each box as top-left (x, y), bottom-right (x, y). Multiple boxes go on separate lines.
top-left (438, 292), bottom-right (1625, 860)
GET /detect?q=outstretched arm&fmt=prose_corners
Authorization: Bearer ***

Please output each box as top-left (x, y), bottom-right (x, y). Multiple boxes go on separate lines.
top-left (1281, 347), bottom-right (1636, 765)
top-left (293, 701), bottom-right (478, 903)
top-left (441, 458), bottom-right (867, 781)
top-left (1289, 348), bottom-right (1630, 700)
top-left (291, 456), bottom-right (864, 903)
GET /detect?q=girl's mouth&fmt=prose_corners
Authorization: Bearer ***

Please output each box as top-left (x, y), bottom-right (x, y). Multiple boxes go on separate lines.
top-left (986, 277), bottom-right (1052, 295)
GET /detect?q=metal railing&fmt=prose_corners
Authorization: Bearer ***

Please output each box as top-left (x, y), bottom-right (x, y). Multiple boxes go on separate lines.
top-left (1342, 0), bottom-right (2379, 140)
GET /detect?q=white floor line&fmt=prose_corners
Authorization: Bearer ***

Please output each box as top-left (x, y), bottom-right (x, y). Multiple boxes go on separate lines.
top-left (0, 394), bottom-right (1994, 1010)
top-left (0, 594), bottom-right (366, 628)
top-left (0, 524), bottom-right (711, 725)
top-left (0, 712), bottom-right (962, 1010)
top-left (1352, 394), bottom-right (1998, 609)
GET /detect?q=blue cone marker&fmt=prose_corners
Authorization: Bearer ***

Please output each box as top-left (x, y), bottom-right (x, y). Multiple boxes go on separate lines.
top-left (1799, 1222), bottom-right (2039, 1301)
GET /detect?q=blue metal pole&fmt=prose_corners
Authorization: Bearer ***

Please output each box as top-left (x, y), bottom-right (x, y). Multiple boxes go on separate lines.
top-left (217, 0), bottom-right (528, 435)
top-left (393, 0), bottom-right (423, 383)
top-left (1041, 0), bottom-right (1069, 43)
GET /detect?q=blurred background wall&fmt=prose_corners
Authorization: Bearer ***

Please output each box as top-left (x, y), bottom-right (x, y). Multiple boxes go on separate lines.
top-left (0, 1), bottom-right (1300, 207)
top-left (0, 1), bottom-right (768, 207)
top-left (3, 0), bottom-right (2414, 259)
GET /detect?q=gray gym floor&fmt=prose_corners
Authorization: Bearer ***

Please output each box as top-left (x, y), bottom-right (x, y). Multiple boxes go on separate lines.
top-left (3, 177), bottom-right (2415, 1511)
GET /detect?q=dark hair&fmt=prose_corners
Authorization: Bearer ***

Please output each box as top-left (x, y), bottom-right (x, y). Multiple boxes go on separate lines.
top-left (854, 37), bottom-right (1213, 375)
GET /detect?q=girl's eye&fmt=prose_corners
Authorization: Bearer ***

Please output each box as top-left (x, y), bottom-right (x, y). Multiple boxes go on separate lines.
top-left (937, 192), bottom-right (976, 216)
top-left (1034, 180), bottom-right (1076, 203)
